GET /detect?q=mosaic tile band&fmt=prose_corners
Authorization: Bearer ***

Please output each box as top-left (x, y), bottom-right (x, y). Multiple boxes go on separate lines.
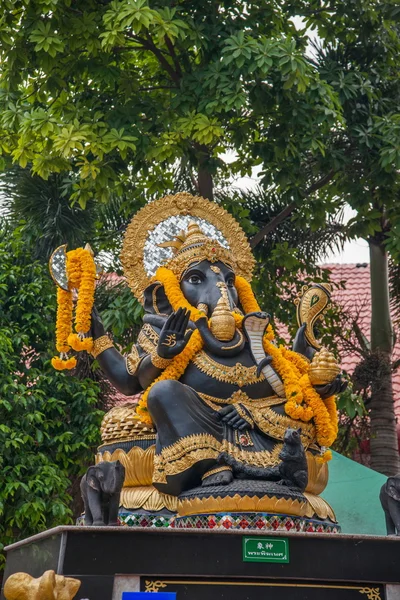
top-left (77, 511), bottom-right (340, 533)
top-left (174, 513), bottom-right (341, 533)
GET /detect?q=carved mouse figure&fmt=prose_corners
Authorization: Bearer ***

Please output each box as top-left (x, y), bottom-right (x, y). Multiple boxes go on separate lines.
top-left (218, 427), bottom-right (308, 492)
top-left (380, 476), bottom-right (400, 535)
top-left (80, 459), bottom-right (125, 526)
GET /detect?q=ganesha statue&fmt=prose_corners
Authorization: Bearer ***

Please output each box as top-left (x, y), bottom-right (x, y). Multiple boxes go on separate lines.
top-left (86, 192), bottom-right (345, 530)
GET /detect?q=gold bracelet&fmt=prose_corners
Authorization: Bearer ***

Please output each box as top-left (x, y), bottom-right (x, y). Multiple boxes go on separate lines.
top-left (202, 465), bottom-right (232, 481)
top-left (150, 350), bottom-right (172, 370)
top-left (91, 335), bottom-right (113, 359)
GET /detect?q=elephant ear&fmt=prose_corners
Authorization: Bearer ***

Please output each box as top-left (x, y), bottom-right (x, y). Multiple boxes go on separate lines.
top-left (143, 282), bottom-right (173, 317)
top-left (86, 466), bottom-right (101, 491)
top-left (387, 477), bottom-right (400, 502)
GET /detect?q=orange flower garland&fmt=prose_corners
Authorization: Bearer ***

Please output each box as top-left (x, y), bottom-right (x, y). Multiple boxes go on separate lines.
top-left (67, 248), bottom-right (96, 352)
top-left (135, 266), bottom-right (338, 460)
top-left (52, 247), bottom-right (96, 370)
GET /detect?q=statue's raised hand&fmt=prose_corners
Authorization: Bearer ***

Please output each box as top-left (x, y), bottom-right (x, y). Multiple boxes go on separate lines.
top-left (157, 308), bottom-right (193, 359)
top-left (90, 306), bottom-right (106, 340)
top-left (292, 323), bottom-right (316, 361)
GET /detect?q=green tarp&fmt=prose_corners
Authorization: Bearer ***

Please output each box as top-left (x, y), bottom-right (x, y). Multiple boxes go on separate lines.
top-left (322, 451), bottom-right (387, 535)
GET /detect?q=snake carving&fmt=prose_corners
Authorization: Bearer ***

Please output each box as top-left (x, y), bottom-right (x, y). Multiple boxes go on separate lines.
top-left (295, 283), bottom-right (332, 350)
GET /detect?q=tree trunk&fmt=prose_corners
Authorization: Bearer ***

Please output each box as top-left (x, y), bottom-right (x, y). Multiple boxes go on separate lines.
top-left (196, 144), bottom-right (213, 200)
top-left (369, 239), bottom-right (399, 475)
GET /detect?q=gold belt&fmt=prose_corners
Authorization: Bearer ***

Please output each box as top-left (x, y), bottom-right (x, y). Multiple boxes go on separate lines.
top-left (192, 351), bottom-right (264, 387)
top-left (197, 389), bottom-right (284, 410)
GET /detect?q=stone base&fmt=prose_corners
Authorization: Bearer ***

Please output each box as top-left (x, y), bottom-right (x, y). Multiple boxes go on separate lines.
top-left (3, 526), bottom-right (400, 600)
top-left (174, 512), bottom-right (340, 533)
top-left (77, 509), bottom-right (339, 533)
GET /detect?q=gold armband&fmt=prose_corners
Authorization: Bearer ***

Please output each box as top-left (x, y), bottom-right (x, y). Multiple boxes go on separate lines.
top-left (126, 345), bottom-right (143, 376)
top-left (91, 335), bottom-right (113, 359)
top-left (150, 350), bottom-right (172, 370)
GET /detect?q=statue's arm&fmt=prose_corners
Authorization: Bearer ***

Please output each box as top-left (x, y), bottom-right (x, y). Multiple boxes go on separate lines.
top-left (91, 308), bottom-right (141, 396)
top-left (95, 347), bottom-right (142, 396)
top-left (136, 355), bottom-right (163, 390)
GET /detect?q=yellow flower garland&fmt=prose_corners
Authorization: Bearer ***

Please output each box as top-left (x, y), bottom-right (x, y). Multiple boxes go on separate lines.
top-left (135, 267), bottom-right (338, 461)
top-left (52, 248), bottom-right (96, 370)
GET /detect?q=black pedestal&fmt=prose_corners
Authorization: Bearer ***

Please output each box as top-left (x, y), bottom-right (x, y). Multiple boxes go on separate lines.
top-left (3, 526), bottom-right (400, 600)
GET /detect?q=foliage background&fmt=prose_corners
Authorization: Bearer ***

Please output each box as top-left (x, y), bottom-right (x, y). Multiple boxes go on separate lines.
top-left (0, 224), bottom-right (103, 572)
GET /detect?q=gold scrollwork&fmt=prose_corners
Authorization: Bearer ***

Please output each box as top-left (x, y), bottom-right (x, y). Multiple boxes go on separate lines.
top-left (359, 588), bottom-right (382, 600)
top-left (144, 581), bottom-right (167, 592)
top-left (143, 580), bottom-right (382, 597)
top-left (126, 345), bottom-right (142, 375)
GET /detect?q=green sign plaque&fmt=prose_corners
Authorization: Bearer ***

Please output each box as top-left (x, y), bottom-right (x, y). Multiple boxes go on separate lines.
top-left (243, 537), bottom-right (290, 563)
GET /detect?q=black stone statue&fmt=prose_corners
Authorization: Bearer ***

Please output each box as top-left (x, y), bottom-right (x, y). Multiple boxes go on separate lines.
top-left (80, 460), bottom-right (125, 526)
top-left (380, 476), bottom-right (400, 535)
top-left (88, 198), bottom-right (346, 506)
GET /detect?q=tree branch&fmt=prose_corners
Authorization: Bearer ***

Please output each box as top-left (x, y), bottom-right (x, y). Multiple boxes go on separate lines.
top-left (164, 35), bottom-right (183, 78)
top-left (143, 33), bottom-right (181, 85)
top-left (250, 169), bottom-right (336, 249)
top-left (124, 32), bottom-right (181, 85)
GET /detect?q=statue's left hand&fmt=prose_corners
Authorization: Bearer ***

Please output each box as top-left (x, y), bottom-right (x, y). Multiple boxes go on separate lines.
top-left (218, 405), bottom-right (251, 430)
top-left (314, 375), bottom-right (348, 399)
top-left (157, 308), bottom-right (194, 359)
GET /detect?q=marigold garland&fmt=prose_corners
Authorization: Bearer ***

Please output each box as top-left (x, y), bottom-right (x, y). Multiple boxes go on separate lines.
top-left (136, 266), bottom-right (338, 459)
top-left (52, 248), bottom-right (96, 370)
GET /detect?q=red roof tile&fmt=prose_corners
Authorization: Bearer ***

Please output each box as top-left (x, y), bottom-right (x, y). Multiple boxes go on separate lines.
top-left (322, 263), bottom-right (400, 419)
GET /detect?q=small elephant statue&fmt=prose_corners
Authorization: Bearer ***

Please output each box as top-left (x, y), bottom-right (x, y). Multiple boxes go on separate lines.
top-left (80, 460), bottom-right (125, 526)
top-left (380, 476), bottom-right (400, 535)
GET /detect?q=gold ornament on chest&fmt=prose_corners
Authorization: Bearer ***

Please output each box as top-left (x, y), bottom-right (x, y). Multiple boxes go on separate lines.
top-left (192, 351), bottom-right (264, 387)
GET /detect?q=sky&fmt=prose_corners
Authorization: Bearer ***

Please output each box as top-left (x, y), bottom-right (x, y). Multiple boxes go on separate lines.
top-left (229, 165), bottom-right (370, 265)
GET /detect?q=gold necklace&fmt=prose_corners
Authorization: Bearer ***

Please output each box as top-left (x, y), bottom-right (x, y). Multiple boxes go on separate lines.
top-left (191, 351), bottom-right (264, 387)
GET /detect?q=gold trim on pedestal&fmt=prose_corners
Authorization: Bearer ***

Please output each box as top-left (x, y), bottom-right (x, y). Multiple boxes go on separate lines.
top-left (100, 404), bottom-right (156, 444)
top-left (304, 492), bottom-right (336, 522)
top-left (305, 451), bottom-right (329, 495)
top-left (97, 445), bottom-right (156, 487)
top-left (120, 485), bottom-right (178, 512)
top-left (177, 494), bottom-right (307, 517)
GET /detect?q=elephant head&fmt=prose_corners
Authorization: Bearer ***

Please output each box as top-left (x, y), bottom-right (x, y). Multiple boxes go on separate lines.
top-left (144, 222), bottom-right (247, 357)
top-left (87, 460), bottom-right (125, 495)
top-left (180, 260), bottom-right (246, 356)
top-left (386, 476), bottom-right (400, 502)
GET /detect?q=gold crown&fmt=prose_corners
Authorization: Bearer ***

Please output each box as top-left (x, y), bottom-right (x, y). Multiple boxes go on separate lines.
top-left (159, 222), bottom-right (236, 280)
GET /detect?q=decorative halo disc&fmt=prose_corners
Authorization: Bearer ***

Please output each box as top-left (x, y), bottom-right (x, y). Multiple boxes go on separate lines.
top-left (121, 192), bottom-right (255, 303)
top-left (49, 244), bottom-right (68, 290)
